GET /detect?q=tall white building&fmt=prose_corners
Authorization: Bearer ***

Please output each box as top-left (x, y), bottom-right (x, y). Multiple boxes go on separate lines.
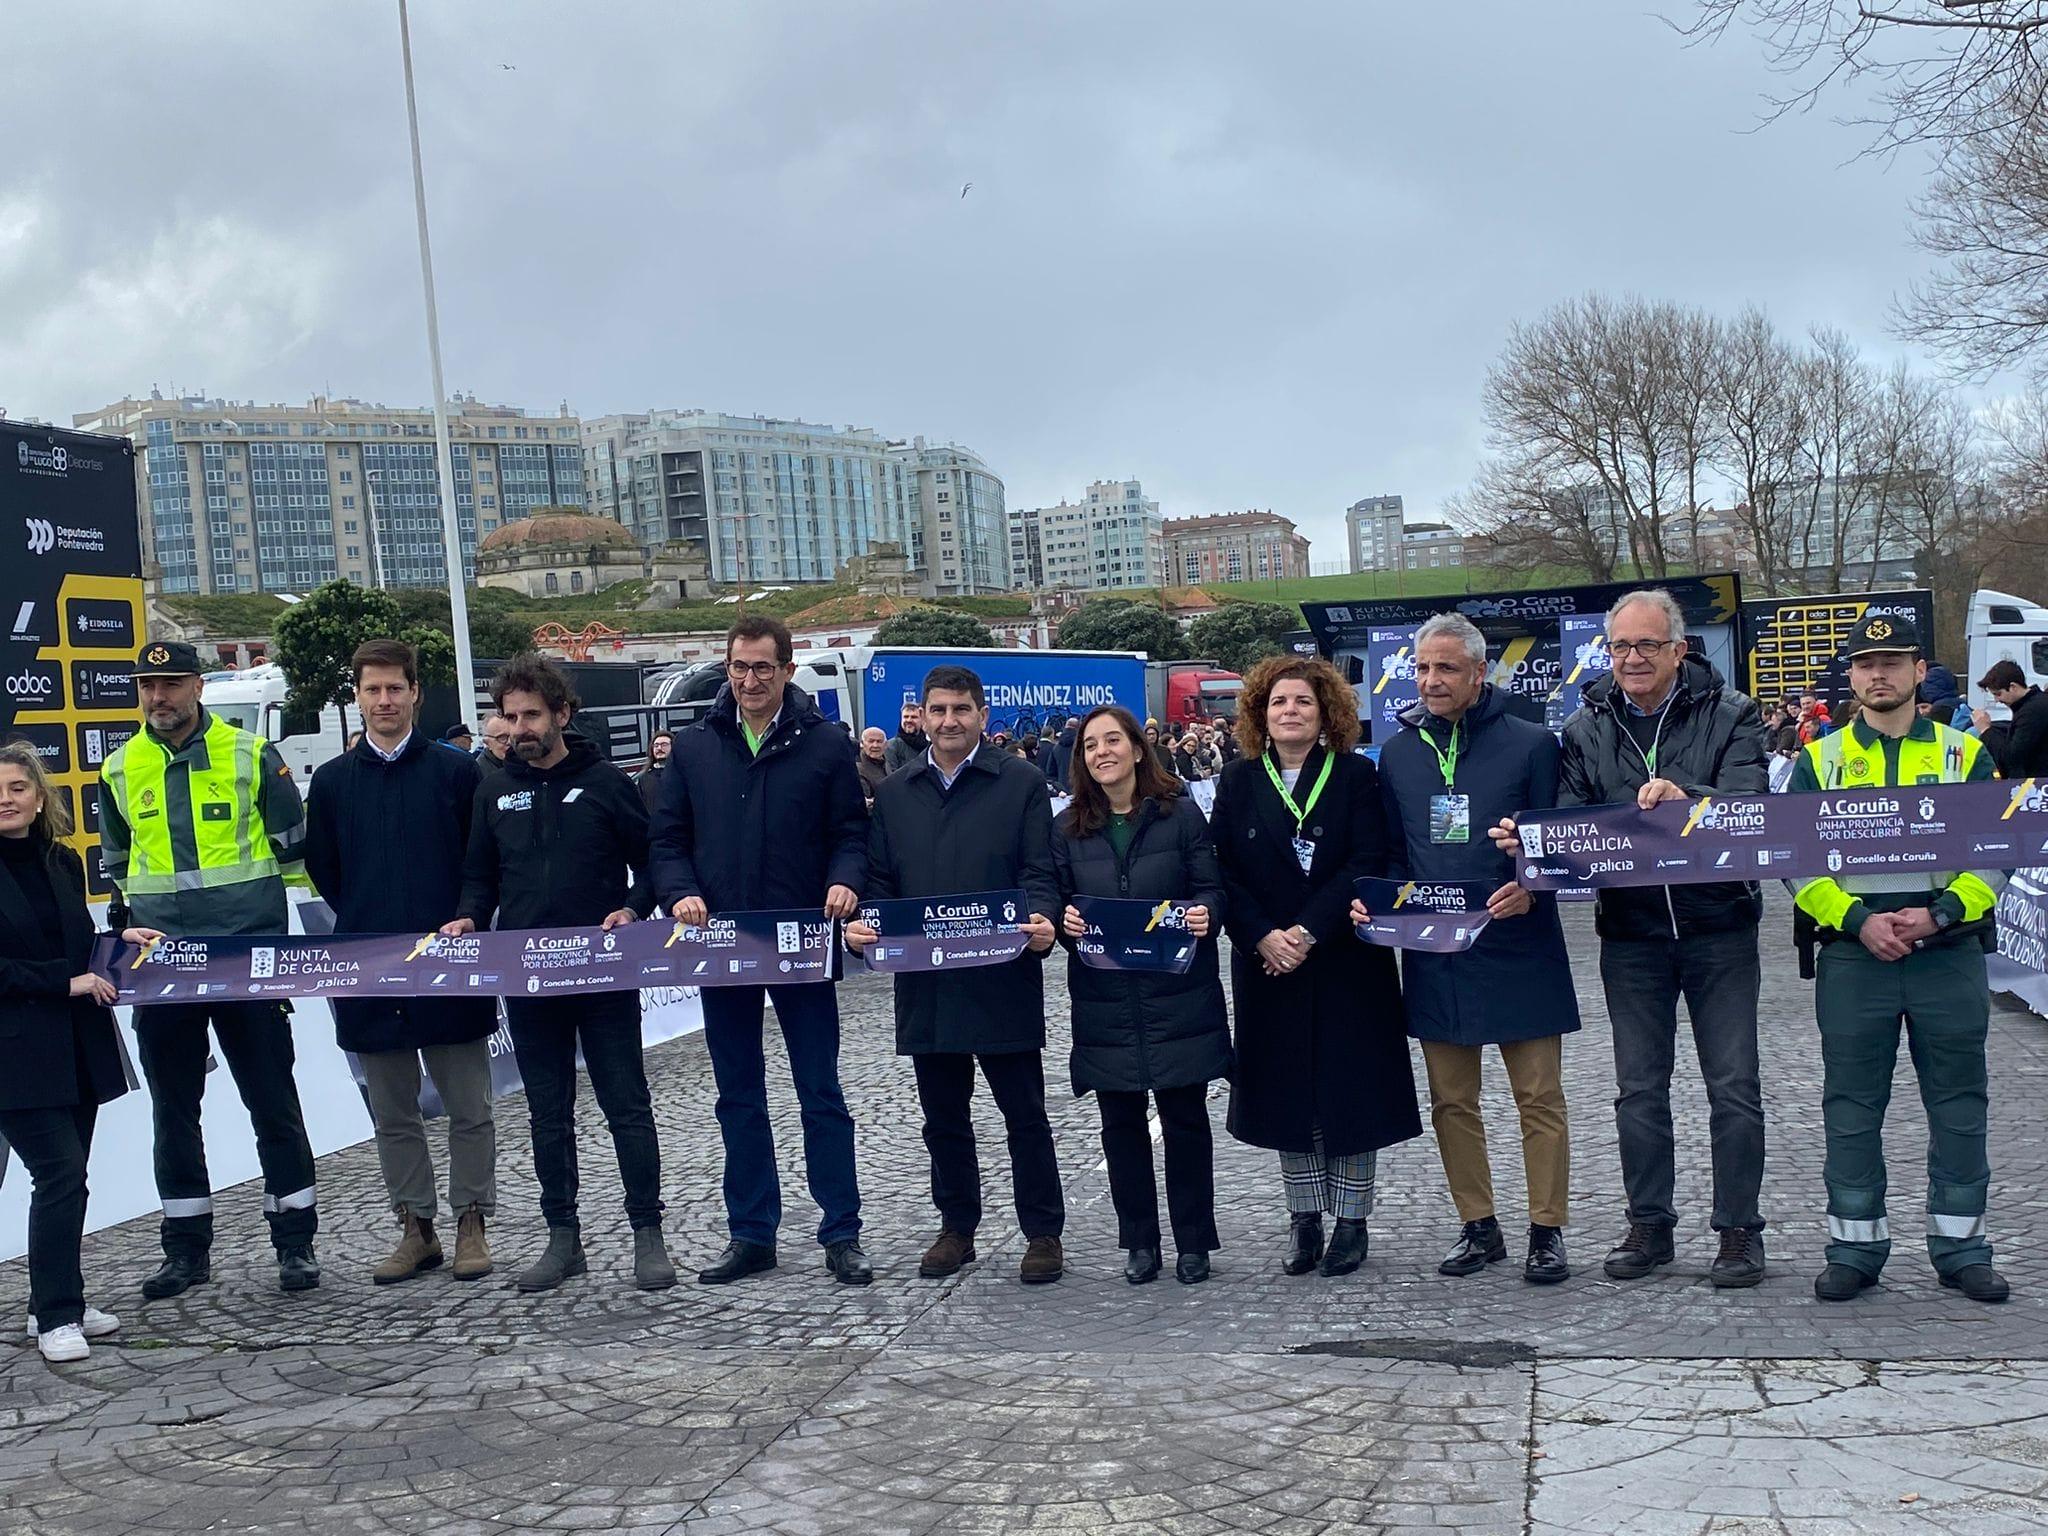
top-left (76, 391), bottom-right (583, 594)
top-left (1346, 495), bottom-right (1404, 573)
top-left (1007, 479), bottom-right (1162, 591)
top-left (583, 410), bottom-right (1005, 593)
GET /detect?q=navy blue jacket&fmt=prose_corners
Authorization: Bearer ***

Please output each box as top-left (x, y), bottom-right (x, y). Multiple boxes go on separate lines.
top-left (305, 732), bottom-right (497, 1053)
top-left (1378, 687), bottom-right (1581, 1047)
top-left (650, 683), bottom-right (868, 913)
top-left (1053, 794), bottom-right (1230, 1095)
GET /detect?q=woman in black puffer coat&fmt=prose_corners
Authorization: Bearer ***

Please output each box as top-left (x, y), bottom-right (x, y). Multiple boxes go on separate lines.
top-left (1053, 705), bottom-right (1229, 1286)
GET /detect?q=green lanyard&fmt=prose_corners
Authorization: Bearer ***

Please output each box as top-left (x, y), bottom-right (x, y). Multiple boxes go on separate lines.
top-left (1262, 751), bottom-right (1334, 835)
top-left (1422, 721), bottom-right (1461, 790)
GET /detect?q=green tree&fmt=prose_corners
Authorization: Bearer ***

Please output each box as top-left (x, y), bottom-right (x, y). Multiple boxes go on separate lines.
top-left (1055, 597), bottom-right (1186, 660)
top-left (465, 608), bottom-right (538, 660)
top-left (402, 625), bottom-right (457, 687)
top-left (1185, 601), bottom-right (1300, 675)
top-left (873, 607), bottom-right (995, 648)
top-left (271, 580), bottom-right (402, 745)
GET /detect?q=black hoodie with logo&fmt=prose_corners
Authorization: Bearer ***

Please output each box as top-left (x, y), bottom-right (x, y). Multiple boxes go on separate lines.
top-left (457, 730), bottom-right (656, 932)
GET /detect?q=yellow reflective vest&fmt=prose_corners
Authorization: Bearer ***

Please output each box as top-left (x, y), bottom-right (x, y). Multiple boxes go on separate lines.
top-left (98, 708), bottom-right (307, 936)
top-left (1785, 713), bottom-right (2004, 935)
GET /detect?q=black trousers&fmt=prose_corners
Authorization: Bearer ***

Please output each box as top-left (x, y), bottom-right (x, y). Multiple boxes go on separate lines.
top-left (0, 1102), bottom-right (97, 1330)
top-left (134, 1003), bottom-right (318, 1257)
top-left (505, 993), bottom-right (665, 1231)
top-left (911, 1050), bottom-right (1064, 1240)
top-left (1097, 1084), bottom-right (1219, 1253)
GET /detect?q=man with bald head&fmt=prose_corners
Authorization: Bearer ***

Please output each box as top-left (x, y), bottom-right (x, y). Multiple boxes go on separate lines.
top-left (1493, 588), bottom-right (1769, 1289)
top-left (857, 726), bottom-right (890, 810)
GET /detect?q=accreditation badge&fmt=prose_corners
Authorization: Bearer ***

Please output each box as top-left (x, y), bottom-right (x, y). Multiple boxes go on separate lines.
top-left (1290, 836), bottom-right (1316, 874)
top-left (1429, 793), bottom-right (1471, 845)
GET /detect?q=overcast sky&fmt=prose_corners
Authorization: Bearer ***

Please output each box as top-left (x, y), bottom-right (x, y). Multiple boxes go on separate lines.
top-left (1, 2), bottom-right (1945, 562)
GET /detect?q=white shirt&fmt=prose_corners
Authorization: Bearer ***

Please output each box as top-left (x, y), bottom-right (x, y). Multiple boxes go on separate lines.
top-left (365, 731), bottom-right (413, 763)
top-left (929, 743), bottom-right (979, 790)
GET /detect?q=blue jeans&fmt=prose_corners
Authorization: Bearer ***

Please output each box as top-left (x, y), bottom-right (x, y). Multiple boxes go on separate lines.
top-left (700, 984), bottom-right (862, 1248)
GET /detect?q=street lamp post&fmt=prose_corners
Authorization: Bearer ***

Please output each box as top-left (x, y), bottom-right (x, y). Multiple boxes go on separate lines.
top-left (395, 0), bottom-right (478, 718)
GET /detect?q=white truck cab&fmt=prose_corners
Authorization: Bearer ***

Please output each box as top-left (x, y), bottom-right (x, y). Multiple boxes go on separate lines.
top-left (1967, 590), bottom-right (2048, 719)
top-left (199, 664), bottom-right (359, 784)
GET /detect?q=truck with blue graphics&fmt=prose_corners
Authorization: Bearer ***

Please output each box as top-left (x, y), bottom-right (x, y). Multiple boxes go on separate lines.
top-left (800, 646), bottom-right (1151, 739)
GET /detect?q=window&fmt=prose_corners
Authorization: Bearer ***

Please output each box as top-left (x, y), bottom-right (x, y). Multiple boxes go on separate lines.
top-left (570, 571), bottom-right (585, 593)
top-left (346, 545), bottom-right (360, 559)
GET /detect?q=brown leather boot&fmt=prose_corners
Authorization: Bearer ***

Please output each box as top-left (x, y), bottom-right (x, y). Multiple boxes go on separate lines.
top-left (1020, 1235), bottom-right (1065, 1285)
top-left (451, 1206), bottom-right (492, 1282)
top-left (918, 1229), bottom-right (976, 1278)
top-left (373, 1212), bottom-right (443, 1285)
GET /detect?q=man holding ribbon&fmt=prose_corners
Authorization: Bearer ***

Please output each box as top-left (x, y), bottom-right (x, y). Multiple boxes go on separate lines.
top-left (844, 664), bottom-right (1066, 1286)
top-left (444, 655), bottom-right (673, 1295)
top-left (1361, 613), bottom-right (1579, 1285)
top-left (1493, 587), bottom-right (1770, 1289)
top-left (1788, 613), bottom-right (2011, 1304)
top-left (651, 613), bottom-right (871, 1289)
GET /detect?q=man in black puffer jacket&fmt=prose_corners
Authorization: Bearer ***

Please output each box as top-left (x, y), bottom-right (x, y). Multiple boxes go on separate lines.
top-left (447, 654), bottom-right (670, 1296)
top-left (1497, 589), bottom-right (1770, 1291)
top-left (650, 614), bottom-right (871, 1289)
top-left (305, 639), bottom-right (497, 1288)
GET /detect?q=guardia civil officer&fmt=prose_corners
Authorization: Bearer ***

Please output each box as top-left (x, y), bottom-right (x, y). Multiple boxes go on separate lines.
top-left (1787, 613), bottom-right (2012, 1304)
top-left (99, 640), bottom-right (322, 1297)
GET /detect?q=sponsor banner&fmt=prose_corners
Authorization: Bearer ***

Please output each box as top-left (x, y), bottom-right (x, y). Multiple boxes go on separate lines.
top-left (1741, 590), bottom-right (1934, 719)
top-left (1365, 626), bottom-right (1421, 739)
top-left (1549, 615), bottom-right (1610, 731)
top-left (92, 909), bottom-right (837, 1003)
top-left (861, 649), bottom-right (1147, 741)
top-left (1352, 876), bottom-right (1494, 952)
top-left (859, 888), bottom-right (1031, 973)
top-left (1514, 778), bottom-right (2045, 891)
top-left (1069, 895), bottom-right (1201, 974)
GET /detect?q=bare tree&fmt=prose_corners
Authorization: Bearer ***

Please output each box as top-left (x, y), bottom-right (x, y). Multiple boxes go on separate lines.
top-left (1687, 1), bottom-right (2048, 375)
top-left (1711, 307), bottom-right (1809, 593)
top-left (1447, 463), bottom-right (1624, 581)
top-left (1473, 294), bottom-right (1727, 578)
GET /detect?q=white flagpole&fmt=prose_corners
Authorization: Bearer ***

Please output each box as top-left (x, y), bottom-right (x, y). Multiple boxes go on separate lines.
top-left (397, 0), bottom-right (478, 721)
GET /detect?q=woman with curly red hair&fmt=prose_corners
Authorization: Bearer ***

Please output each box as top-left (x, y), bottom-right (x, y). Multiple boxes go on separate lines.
top-left (1209, 656), bottom-right (1420, 1278)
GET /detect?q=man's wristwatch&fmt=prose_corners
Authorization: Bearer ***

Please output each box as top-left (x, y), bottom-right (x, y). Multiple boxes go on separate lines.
top-left (1931, 905), bottom-right (1957, 932)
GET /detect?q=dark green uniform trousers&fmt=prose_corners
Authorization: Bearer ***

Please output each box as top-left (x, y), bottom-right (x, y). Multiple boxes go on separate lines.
top-left (1815, 940), bottom-right (1992, 1279)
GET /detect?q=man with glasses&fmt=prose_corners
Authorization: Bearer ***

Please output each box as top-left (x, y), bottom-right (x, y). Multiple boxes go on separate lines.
top-left (650, 615), bottom-right (871, 1286)
top-left (1492, 589), bottom-right (1770, 1288)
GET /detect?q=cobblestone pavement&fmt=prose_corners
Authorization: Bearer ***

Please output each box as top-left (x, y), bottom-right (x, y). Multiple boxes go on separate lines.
top-left (4, 891), bottom-right (2048, 1532)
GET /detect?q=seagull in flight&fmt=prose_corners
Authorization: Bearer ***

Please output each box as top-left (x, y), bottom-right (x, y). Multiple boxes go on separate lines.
top-left (501, 62), bottom-right (517, 71)
top-left (960, 181), bottom-right (972, 200)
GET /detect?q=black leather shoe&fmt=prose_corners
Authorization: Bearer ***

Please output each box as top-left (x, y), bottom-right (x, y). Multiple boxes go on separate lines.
top-left (141, 1254), bottom-right (210, 1300)
top-left (1711, 1228), bottom-right (1767, 1289)
top-left (824, 1240), bottom-right (872, 1286)
top-left (1524, 1224), bottom-right (1569, 1285)
top-left (1813, 1262), bottom-right (1879, 1302)
top-left (1940, 1263), bottom-right (2011, 1303)
top-left (1175, 1251), bottom-right (1210, 1285)
top-left (278, 1244), bottom-right (321, 1292)
top-left (1283, 1214), bottom-right (1324, 1276)
top-left (1320, 1219), bottom-right (1369, 1277)
top-left (1439, 1218), bottom-right (1507, 1277)
top-left (1124, 1246), bottom-right (1162, 1285)
top-left (697, 1240), bottom-right (777, 1286)
top-left (1603, 1222), bottom-right (1675, 1280)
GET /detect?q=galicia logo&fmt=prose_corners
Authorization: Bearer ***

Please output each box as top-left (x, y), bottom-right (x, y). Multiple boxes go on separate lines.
top-left (24, 520), bottom-right (53, 555)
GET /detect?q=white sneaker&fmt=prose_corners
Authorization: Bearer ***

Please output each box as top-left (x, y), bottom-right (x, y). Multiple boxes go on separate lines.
top-left (36, 1324), bottom-right (88, 1363)
top-left (27, 1306), bottom-right (119, 1342)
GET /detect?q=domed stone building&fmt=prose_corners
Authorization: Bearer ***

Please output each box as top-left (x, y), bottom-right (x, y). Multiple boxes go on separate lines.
top-left (475, 507), bottom-right (710, 603)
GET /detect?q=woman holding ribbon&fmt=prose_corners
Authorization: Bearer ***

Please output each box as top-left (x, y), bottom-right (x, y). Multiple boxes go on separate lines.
top-left (0, 742), bottom-right (158, 1363)
top-left (1209, 656), bottom-right (1420, 1278)
top-left (1053, 705), bottom-right (1229, 1285)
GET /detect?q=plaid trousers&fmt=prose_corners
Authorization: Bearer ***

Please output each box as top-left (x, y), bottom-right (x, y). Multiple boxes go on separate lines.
top-left (1280, 1125), bottom-right (1378, 1221)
